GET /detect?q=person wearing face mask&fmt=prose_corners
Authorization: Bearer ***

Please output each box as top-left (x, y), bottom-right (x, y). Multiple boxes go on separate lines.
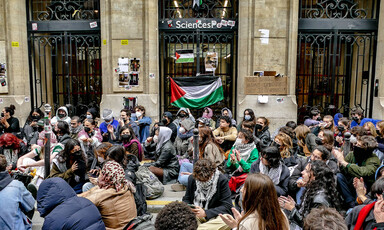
top-left (50, 106), bottom-right (71, 126)
top-left (118, 108), bottom-right (139, 139)
top-left (174, 119), bottom-right (195, 159)
top-left (132, 105), bottom-right (152, 143)
top-left (69, 116), bottom-right (83, 140)
top-left (86, 107), bottom-right (98, 122)
top-left (201, 107), bottom-right (216, 130)
top-left (273, 132), bottom-right (298, 170)
top-left (237, 109), bottom-right (256, 131)
top-left (294, 125), bottom-right (317, 157)
top-left (161, 111), bottom-right (177, 143)
top-left (173, 107), bottom-right (195, 128)
top-left (119, 125), bottom-right (142, 161)
top-left (350, 107), bottom-right (381, 128)
top-left (99, 109), bottom-right (119, 143)
top-left (334, 117), bottom-right (350, 148)
top-left (0, 104), bottom-right (20, 135)
top-left (23, 108), bottom-right (44, 144)
top-left (303, 108), bottom-right (322, 127)
top-left (78, 119), bottom-right (102, 154)
top-left (254, 117), bottom-right (272, 151)
top-left (0, 133), bottom-right (28, 171)
top-left (333, 135), bottom-right (380, 208)
top-left (226, 129), bottom-right (259, 192)
top-left (363, 122), bottom-right (378, 137)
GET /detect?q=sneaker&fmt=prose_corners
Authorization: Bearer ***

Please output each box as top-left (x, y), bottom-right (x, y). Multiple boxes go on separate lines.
top-left (171, 183), bottom-right (186, 192)
top-left (27, 183), bottom-right (38, 199)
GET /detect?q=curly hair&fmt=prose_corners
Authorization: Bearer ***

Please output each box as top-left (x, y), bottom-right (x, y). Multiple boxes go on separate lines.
top-left (192, 159), bottom-right (216, 182)
top-left (155, 201), bottom-right (197, 230)
top-left (274, 132), bottom-right (292, 158)
top-left (300, 160), bottom-right (341, 216)
top-left (303, 207), bottom-right (347, 230)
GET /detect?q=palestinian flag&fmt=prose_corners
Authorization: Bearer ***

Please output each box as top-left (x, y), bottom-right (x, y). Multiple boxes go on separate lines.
top-left (170, 76), bottom-right (224, 109)
top-left (175, 50), bottom-right (194, 64)
top-left (193, 0), bottom-right (203, 8)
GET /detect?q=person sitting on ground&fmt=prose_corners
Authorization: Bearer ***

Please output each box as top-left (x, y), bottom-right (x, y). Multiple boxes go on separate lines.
top-left (119, 125), bottom-right (142, 161)
top-left (213, 116), bottom-right (238, 152)
top-left (350, 106), bottom-right (381, 128)
top-left (201, 107), bottom-right (216, 130)
top-left (182, 159), bottom-right (233, 229)
top-left (50, 106), bottom-right (71, 125)
top-left (317, 129), bottom-right (334, 152)
top-left (161, 111), bottom-right (177, 142)
top-left (0, 133), bottom-right (28, 170)
top-left (334, 117), bottom-right (350, 148)
top-left (155, 201), bottom-right (198, 230)
top-left (237, 109), bottom-right (256, 131)
top-left (133, 105), bottom-right (152, 143)
top-left (373, 194), bottom-right (384, 230)
top-left (364, 121), bottom-right (378, 137)
top-left (219, 107), bottom-right (236, 127)
top-left (79, 160), bottom-right (137, 229)
top-left (118, 108), bottom-right (139, 139)
top-left (78, 118), bottom-right (103, 153)
top-left (0, 155), bottom-right (35, 230)
top-left (196, 117), bottom-right (210, 129)
top-left (86, 107), bottom-right (98, 120)
top-left (70, 116), bottom-right (83, 139)
top-left (145, 127), bottom-right (179, 184)
top-left (322, 115), bottom-right (335, 132)
top-left (295, 125), bottom-right (317, 157)
top-left (250, 146), bottom-right (290, 196)
top-left (273, 132), bottom-right (298, 170)
top-left (376, 121), bottom-right (384, 154)
top-left (23, 108), bottom-right (44, 144)
top-left (174, 118), bottom-right (194, 159)
top-left (0, 104), bottom-right (20, 135)
top-left (220, 173), bottom-right (289, 230)
top-left (303, 207), bottom-right (347, 230)
top-left (53, 120), bottom-right (72, 146)
top-left (173, 107), bottom-right (195, 128)
top-left (304, 107), bottom-right (322, 128)
top-left (226, 129), bottom-right (259, 192)
top-left (99, 109), bottom-right (119, 143)
top-left (333, 135), bottom-right (380, 209)
top-left (37, 177), bottom-right (105, 230)
top-left (254, 117), bottom-right (272, 151)
top-left (279, 160), bottom-right (341, 229)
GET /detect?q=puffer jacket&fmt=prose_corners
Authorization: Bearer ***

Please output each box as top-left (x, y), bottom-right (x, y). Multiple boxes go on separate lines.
top-left (152, 140), bottom-right (179, 184)
top-left (37, 177), bottom-right (105, 230)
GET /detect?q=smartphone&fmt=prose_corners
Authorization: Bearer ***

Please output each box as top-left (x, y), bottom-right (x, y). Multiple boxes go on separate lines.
top-left (89, 173), bottom-right (98, 178)
top-left (188, 204), bottom-right (196, 209)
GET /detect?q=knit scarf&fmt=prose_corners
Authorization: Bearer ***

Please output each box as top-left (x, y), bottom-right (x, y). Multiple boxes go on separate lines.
top-left (194, 169), bottom-right (220, 209)
top-left (123, 138), bottom-right (143, 160)
top-left (259, 160), bottom-right (283, 185)
top-left (235, 142), bottom-right (256, 162)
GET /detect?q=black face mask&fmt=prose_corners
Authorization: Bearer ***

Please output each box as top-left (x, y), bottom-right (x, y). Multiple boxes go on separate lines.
top-left (161, 118), bottom-right (168, 125)
top-left (353, 146), bottom-right (367, 163)
top-left (58, 113), bottom-right (65, 118)
top-left (84, 127), bottom-right (91, 133)
top-left (352, 116), bottom-right (360, 122)
top-left (316, 116), bottom-right (322, 121)
top-left (72, 150), bottom-right (82, 157)
top-left (38, 126), bottom-right (44, 132)
top-left (271, 141), bottom-right (281, 149)
top-left (255, 124), bottom-right (263, 130)
top-left (32, 115), bottom-right (40, 121)
top-left (315, 137), bottom-right (323, 145)
top-left (1, 113), bottom-right (4, 117)
top-left (121, 134), bottom-right (130, 140)
top-left (338, 126), bottom-right (345, 132)
top-left (179, 113), bottom-right (186, 118)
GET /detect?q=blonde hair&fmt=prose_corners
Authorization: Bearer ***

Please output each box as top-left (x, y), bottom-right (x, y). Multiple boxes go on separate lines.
top-left (294, 125), bottom-right (311, 148)
top-left (377, 121), bottom-right (384, 137)
top-left (275, 133), bottom-right (293, 158)
top-left (363, 122), bottom-right (378, 137)
top-left (323, 115), bottom-right (334, 132)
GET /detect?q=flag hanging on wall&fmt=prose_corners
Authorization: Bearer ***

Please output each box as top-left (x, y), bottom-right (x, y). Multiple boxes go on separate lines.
top-left (170, 76), bottom-right (224, 109)
top-left (175, 50), bottom-right (194, 64)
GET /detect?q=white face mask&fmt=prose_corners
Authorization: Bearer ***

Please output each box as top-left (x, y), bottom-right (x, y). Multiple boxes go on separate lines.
top-left (350, 135), bottom-right (357, 144)
top-left (98, 157), bottom-right (105, 163)
top-left (235, 138), bottom-right (242, 145)
top-left (136, 111), bottom-right (142, 118)
top-left (86, 114), bottom-right (92, 119)
top-left (153, 135), bottom-right (159, 143)
top-left (179, 127), bottom-right (186, 134)
top-left (244, 115), bottom-right (251, 121)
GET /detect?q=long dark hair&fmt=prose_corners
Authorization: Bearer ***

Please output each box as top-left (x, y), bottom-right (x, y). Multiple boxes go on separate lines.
top-left (119, 125), bottom-right (137, 142)
top-left (58, 139), bottom-right (85, 166)
top-left (105, 145), bottom-right (126, 168)
top-left (301, 160), bottom-right (341, 215)
top-left (240, 173), bottom-right (288, 230)
top-left (198, 126), bottom-right (224, 159)
top-left (27, 108), bottom-right (44, 122)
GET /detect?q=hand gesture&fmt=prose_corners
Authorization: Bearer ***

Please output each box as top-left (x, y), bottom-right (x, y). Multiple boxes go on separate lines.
top-left (0, 117), bottom-right (7, 124)
top-left (107, 124), bottom-right (114, 133)
top-left (297, 178), bottom-right (307, 188)
top-left (89, 176), bottom-right (98, 185)
top-left (278, 196), bottom-right (296, 211)
top-left (191, 205), bottom-right (206, 219)
top-left (71, 161), bottom-right (78, 171)
top-left (374, 200), bottom-right (384, 223)
top-left (146, 137), bottom-right (153, 143)
top-left (219, 208), bottom-right (243, 229)
top-left (353, 177), bottom-right (366, 197)
top-left (332, 148), bottom-right (345, 163)
top-left (235, 150), bottom-right (241, 162)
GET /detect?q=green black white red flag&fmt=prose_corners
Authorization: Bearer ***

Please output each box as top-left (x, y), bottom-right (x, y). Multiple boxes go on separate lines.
top-left (170, 76), bottom-right (224, 109)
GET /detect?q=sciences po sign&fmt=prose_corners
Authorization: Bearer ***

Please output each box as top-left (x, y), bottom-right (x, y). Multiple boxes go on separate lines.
top-left (159, 18), bottom-right (237, 31)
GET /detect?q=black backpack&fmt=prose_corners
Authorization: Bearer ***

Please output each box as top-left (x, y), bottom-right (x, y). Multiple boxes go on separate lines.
top-left (123, 214), bottom-right (155, 230)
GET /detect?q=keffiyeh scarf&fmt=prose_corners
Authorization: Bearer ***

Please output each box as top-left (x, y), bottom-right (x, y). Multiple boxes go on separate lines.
top-left (194, 169), bottom-right (220, 209)
top-left (259, 160), bottom-right (283, 185)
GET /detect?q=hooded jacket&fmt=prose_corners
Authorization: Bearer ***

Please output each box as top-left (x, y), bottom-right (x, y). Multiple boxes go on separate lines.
top-left (51, 106), bottom-right (71, 125)
top-left (174, 119), bottom-right (194, 157)
top-left (37, 177), bottom-right (105, 230)
top-left (221, 107), bottom-right (237, 127)
top-left (173, 108), bottom-right (195, 127)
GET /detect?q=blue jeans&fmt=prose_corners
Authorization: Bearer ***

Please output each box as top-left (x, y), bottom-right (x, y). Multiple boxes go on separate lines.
top-left (295, 177), bottom-right (305, 205)
top-left (178, 162), bottom-right (193, 186)
top-left (337, 173), bottom-right (356, 207)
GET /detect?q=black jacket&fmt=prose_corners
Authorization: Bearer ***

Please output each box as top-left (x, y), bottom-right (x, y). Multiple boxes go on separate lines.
top-left (152, 140), bottom-right (179, 184)
top-left (182, 174), bottom-right (233, 220)
top-left (166, 122), bottom-right (177, 143)
top-left (250, 159), bottom-right (290, 196)
top-left (345, 200), bottom-right (376, 230)
top-left (255, 127), bottom-right (271, 151)
top-left (0, 117), bottom-right (20, 134)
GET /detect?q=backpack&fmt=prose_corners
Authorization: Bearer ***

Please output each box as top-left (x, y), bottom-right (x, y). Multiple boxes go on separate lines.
top-left (135, 165), bottom-right (164, 200)
top-left (134, 182), bottom-right (148, 216)
top-left (125, 154), bottom-right (140, 185)
top-left (123, 214), bottom-right (155, 230)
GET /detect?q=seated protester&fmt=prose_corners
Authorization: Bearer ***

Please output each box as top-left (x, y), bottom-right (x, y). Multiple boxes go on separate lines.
top-left (221, 107), bottom-right (237, 127)
top-left (143, 123), bottom-right (160, 160)
top-left (295, 125), bottom-right (317, 157)
top-left (37, 178), bottom-right (105, 230)
top-left (0, 104), bottom-right (20, 134)
top-left (202, 107), bottom-right (216, 130)
top-left (0, 155), bottom-right (35, 230)
top-left (23, 108), bottom-right (44, 144)
top-left (279, 126), bottom-right (300, 156)
top-left (345, 177), bottom-right (384, 230)
top-left (213, 116), bottom-right (238, 152)
top-left (69, 116), bottom-right (83, 139)
top-left (304, 107), bottom-right (321, 128)
top-left (79, 160), bottom-right (137, 229)
top-left (197, 117), bottom-right (210, 128)
top-left (133, 105), bottom-right (152, 143)
top-left (226, 129), bottom-right (259, 192)
top-left (48, 139), bottom-right (87, 194)
top-left (317, 129), bottom-right (334, 152)
top-left (273, 132), bottom-right (298, 170)
top-left (174, 119), bottom-right (194, 159)
top-left (288, 146), bottom-right (338, 203)
top-left (286, 121), bottom-right (297, 130)
top-left (86, 107), bottom-right (98, 120)
top-left (99, 109), bottom-right (119, 143)
top-left (155, 201), bottom-right (198, 230)
top-left (322, 115), bottom-right (335, 132)
top-left (120, 125), bottom-right (142, 161)
top-left (182, 159), bottom-right (233, 229)
top-left (373, 196), bottom-right (384, 230)
top-left (146, 127), bottom-right (179, 184)
top-left (350, 106), bottom-right (381, 128)
top-left (220, 173), bottom-right (289, 230)
top-left (237, 108), bottom-right (256, 131)
top-left (78, 118), bottom-right (102, 153)
top-left (0, 133), bottom-right (28, 170)
top-left (364, 121), bottom-right (378, 137)
top-left (333, 135), bottom-right (380, 208)
top-left (254, 117), bottom-right (272, 151)
top-left (119, 108), bottom-right (139, 139)
top-left (241, 120), bottom-right (255, 134)
top-left (303, 207), bottom-right (347, 230)
top-left (334, 117), bottom-right (350, 148)
top-left (161, 111), bottom-right (177, 143)
top-left (376, 121), bottom-right (384, 153)
top-left (173, 107), bottom-right (195, 128)
top-left (50, 106), bottom-right (71, 125)
top-left (53, 120), bottom-right (72, 146)
top-left (279, 160), bottom-right (341, 229)
top-left (250, 146), bottom-right (289, 196)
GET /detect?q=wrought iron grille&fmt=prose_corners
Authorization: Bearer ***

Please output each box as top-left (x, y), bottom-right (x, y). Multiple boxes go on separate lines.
top-left (159, 31), bottom-right (236, 116)
top-left (28, 33), bottom-right (102, 111)
top-left (296, 32), bottom-right (377, 121)
top-left (160, 0), bottom-right (237, 19)
top-left (299, 0), bottom-right (379, 19)
top-left (28, 0), bottom-right (100, 21)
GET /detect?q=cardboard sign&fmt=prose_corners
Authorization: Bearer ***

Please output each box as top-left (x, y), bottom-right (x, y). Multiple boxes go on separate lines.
top-left (244, 76), bottom-right (288, 95)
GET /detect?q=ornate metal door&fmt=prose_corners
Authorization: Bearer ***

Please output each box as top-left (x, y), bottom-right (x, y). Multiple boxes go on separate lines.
top-left (27, 0), bottom-right (101, 113)
top-left (296, 0), bottom-right (380, 122)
